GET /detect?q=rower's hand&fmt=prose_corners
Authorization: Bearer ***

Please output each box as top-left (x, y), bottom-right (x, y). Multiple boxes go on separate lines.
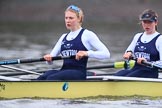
top-left (76, 51), bottom-right (88, 60)
top-left (137, 58), bottom-right (147, 64)
top-left (123, 52), bottom-right (132, 60)
top-left (43, 54), bottom-right (52, 62)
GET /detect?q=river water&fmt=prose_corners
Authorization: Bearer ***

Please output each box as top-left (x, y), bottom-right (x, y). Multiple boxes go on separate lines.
top-left (0, 98), bottom-right (162, 108)
top-left (1, 25), bottom-right (162, 107)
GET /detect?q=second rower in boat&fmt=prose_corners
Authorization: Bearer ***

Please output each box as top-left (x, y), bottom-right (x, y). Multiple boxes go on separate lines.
top-left (37, 5), bottom-right (110, 80)
top-left (114, 9), bottom-right (162, 78)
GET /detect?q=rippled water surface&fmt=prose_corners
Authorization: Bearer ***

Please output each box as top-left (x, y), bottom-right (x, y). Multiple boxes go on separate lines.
top-left (1, 98), bottom-right (162, 108)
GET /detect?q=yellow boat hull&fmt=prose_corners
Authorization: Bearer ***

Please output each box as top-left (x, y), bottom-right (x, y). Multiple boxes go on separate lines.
top-left (1, 80), bottom-right (162, 99)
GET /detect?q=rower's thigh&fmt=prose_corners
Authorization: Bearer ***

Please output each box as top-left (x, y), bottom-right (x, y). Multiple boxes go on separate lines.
top-left (46, 69), bottom-right (86, 80)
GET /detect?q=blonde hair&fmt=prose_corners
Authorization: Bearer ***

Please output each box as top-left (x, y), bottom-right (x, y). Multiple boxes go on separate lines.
top-left (65, 5), bottom-right (84, 25)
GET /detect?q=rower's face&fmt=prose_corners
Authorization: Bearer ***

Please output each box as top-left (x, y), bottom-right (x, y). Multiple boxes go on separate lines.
top-left (141, 20), bottom-right (157, 34)
top-left (65, 11), bottom-right (80, 31)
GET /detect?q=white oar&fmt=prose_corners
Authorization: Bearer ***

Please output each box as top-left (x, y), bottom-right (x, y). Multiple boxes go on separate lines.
top-left (0, 65), bottom-right (42, 75)
top-left (0, 75), bottom-right (23, 81)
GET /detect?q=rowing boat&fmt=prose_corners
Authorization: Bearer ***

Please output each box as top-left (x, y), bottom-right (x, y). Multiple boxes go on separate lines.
top-left (1, 76), bottom-right (162, 99)
top-left (1, 56), bottom-right (162, 99)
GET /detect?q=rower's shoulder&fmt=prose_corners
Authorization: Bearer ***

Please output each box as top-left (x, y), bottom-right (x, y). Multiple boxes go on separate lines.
top-left (135, 32), bottom-right (143, 36)
top-left (156, 34), bottom-right (162, 42)
top-left (59, 33), bottom-right (67, 39)
top-left (133, 32), bottom-right (143, 39)
top-left (82, 29), bottom-right (98, 38)
top-left (155, 32), bottom-right (162, 40)
top-left (83, 29), bottom-right (96, 34)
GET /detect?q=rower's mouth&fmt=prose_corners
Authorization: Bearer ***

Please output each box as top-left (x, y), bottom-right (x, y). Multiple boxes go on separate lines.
top-left (145, 27), bottom-right (150, 30)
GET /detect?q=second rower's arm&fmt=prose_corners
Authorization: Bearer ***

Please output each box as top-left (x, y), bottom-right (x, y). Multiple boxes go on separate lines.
top-left (80, 30), bottom-right (110, 60)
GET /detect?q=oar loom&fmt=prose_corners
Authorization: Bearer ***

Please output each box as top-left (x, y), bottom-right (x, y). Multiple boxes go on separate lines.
top-left (0, 56), bottom-right (75, 65)
top-left (1, 55), bottom-right (162, 69)
top-left (1, 55), bottom-right (162, 78)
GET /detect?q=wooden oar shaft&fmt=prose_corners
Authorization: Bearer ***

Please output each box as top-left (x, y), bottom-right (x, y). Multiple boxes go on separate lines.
top-left (0, 56), bottom-right (75, 65)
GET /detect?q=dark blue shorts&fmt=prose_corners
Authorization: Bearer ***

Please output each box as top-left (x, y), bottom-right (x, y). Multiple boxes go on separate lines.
top-left (37, 69), bottom-right (86, 80)
top-left (114, 65), bottom-right (158, 78)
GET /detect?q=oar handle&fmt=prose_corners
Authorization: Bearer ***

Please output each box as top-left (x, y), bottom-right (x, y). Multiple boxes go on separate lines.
top-left (20, 58), bottom-right (45, 63)
top-left (131, 57), bottom-right (162, 69)
top-left (141, 60), bottom-right (162, 69)
top-left (0, 55), bottom-right (75, 65)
